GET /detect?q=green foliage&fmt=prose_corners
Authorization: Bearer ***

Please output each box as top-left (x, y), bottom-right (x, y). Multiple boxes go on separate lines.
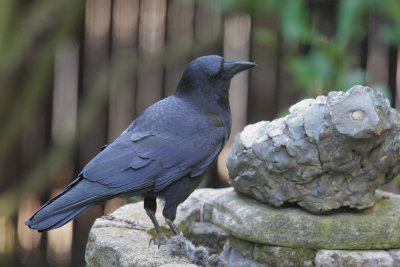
top-left (280, 0), bottom-right (369, 96)
top-left (336, 0), bottom-right (367, 45)
top-left (253, 27), bottom-right (277, 47)
top-left (222, 0), bottom-right (398, 98)
top-left (279, 0), bottom-right (312, 44)
top-left (394, 174), bottom-right (400, 185)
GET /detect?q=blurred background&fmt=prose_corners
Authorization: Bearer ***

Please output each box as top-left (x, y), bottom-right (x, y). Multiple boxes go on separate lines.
top-left (1, 0), bottom-right (400, 266)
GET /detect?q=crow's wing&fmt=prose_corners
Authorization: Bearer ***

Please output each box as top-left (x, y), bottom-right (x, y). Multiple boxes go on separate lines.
top-left (130, 126), bottom-right (225, 192)
top-left (25, 96), bottom-right (227, 231)
top-left (81, 97), bottom-right (226, 193)
top-left (81, 133), bottom-right (159, 191)
top-left (81, 124), bottom-right (225, 193)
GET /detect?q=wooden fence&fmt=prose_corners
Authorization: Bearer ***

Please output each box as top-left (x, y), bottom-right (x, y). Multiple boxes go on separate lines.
top-left (1, 0), bottom-right (399, 266)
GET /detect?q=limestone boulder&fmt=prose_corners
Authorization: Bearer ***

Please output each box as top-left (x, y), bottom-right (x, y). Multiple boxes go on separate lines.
top-left (228, 85), bottom-right (400, 213)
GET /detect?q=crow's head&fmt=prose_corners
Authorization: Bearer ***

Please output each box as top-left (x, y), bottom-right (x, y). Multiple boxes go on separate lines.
top-left (175, 55), bottom-right (256, 101)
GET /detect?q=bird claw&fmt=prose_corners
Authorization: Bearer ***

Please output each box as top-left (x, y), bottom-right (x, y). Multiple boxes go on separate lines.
top-left (149, 234), bottom-right (168, 248)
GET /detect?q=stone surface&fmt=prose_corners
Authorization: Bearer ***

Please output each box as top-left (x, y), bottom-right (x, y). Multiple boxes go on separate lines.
top-left (160, 235), bottom-right (227, 267)
top-left (174, 188), bottom-right (233, 236)
top-left (315, 249), bottom-right (400, 267)
top-left (85, 226), bottom-right (195, 267)
top-left (228, 85), bottom-right (400, 213)
top-left (211, 188), bottom-right (400, 250)
top-left (85, 188), bottom-right (230, 266)
top-left (220, 240), bottom-right (264, 267)
top-left (220, 235), bottom-right (315, 267)
top-left (85, 188), bottom-right (400, 266)
top-left (85, 202), bottom-right (196, 267)
top-left (187, 222), bottom-right (228, 254)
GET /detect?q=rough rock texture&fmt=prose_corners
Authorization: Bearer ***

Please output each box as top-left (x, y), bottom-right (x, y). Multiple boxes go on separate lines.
top-left (85, 188), bottom-right (230, 267)
top-left (174, 188), bottom-right (232, 241)
top-left (85, 202), bottom-right (196, 267)
top-left (228, 85), bottom-right (400, 213)
top-left (220, 235), bottom-right (315, 267)
top-left (211, 188), bottom-right (400, 250)
top-left (160, 235), bottom-right (227, 267)
top-left (315, 249), bottom-right (400, 267)
top-left (187, 222), bottom-right (228, 254)
top-left (85, 225), bottom-right (198, 267)
top-left (85, 188), bottom-right (400, 266)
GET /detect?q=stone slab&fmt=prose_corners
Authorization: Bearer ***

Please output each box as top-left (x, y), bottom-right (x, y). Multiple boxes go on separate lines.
top-left (315, 249), bottom-right (400, 267)
top-left (221, 235), bottom-right (315, 267)
top-left (212, 189), bottom-right (400, 250)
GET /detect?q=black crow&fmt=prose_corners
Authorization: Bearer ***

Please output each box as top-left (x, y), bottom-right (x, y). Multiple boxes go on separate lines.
top-left (25, 55), bottom-right (256, 245)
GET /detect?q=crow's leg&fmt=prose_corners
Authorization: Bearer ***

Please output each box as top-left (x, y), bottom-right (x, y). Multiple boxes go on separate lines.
top-left (165, 217), bottom-right (180, 235)
top-left (160, 175), bottom-right (205, 236)
top-left (162, 204), bottom-right (180, 236)
top-left (144, 196), bottom-right (167, 247)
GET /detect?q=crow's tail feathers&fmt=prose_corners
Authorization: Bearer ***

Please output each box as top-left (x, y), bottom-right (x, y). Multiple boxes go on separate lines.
top-left (24, 176), bottom-right (109, 232)
top-left (25, 203), bottom-right (94, 232)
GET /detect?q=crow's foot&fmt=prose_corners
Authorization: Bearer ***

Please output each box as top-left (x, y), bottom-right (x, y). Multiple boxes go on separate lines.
top-left (149, 233), bottom-right (168, 248)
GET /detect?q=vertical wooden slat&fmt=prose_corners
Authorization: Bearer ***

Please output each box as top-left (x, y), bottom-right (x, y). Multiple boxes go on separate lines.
top-left (366, 17), bottom-right (389, 90)
top-left (46, 190), bottom-right (73, 266)
top-left (217, 14), bottom-right (252, 183)
top-left (17, 193), bottom-right (41, 263)
top-left (52, 41), bottom-right (79, 144)
top-left (80, 0), bottom-right (111, 165)
top-left (136, 0), bottom-right (166, 115)
top-left (195, 0), bottom-right (221, 45)
top-left (18, 103), bottom-right (47, 264)
top-left (193, 0), bottom-right (222, 188)
top-left (395, 48), bottom-right (400, 109)
top-left (388, 45), bottom-right (398, 107)
top-left (164, 0), bottom-right (194, 96)
top-left (247, 16), bottom-right (279, 123)
top-left (108, 0), bottom-right (139, 140)
top-left (224, 14), bottom-right (252, 135)
top-left (105, 0), bottom-right (140, 213)
top-left (45, 39), bottom-right (79, 266)
top-left (76, 0), bottom-right (112, 258)
top-left (310, 0), bottom-right (336, 39)
top-left (0, 217), bottom-right (14, 255)
top-left (51, 40), bottom-right (80, 192)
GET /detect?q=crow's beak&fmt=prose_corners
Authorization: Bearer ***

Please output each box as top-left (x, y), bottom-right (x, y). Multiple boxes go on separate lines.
top-left (224, 60), bottom-right (257, 77)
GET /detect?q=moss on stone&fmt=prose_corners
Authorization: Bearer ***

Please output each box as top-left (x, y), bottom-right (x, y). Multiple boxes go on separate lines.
top-left (212, 190), bottom-right (400, 250)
